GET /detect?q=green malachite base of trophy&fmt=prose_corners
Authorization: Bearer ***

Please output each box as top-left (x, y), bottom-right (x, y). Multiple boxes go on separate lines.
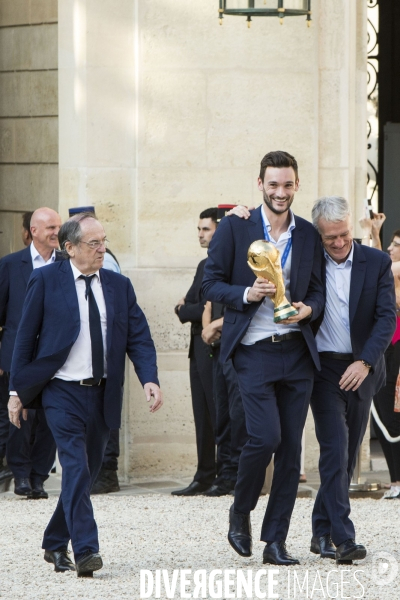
top-left (274, 303), bottom-right (298, 323)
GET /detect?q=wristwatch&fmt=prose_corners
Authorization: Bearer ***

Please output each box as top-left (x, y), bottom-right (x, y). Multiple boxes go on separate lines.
top-left (361, 360), bottom-right (371, 370)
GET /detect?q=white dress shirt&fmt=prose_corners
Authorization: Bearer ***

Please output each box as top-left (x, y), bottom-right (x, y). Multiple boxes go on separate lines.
top-left (54, 262), bottom-right (108, 381)
top-left (316, 244), bottom-right (354, 353)
top-left (241, 208), bottom-right (300, 345)
top-left (30, 242), bottom-right (56, 269)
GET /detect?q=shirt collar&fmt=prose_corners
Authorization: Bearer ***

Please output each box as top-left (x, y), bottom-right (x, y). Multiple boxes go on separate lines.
top-left (30, 242), bottom-right (56, 263)
top-left (70, 261), bottom-right (100, 282)
top-left (324, 242), bottom-right (354, 267)
top-left (261, 206), bottom-right (296, 234)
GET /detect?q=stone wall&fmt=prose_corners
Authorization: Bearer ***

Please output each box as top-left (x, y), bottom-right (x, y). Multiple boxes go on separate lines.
top-left (57, 0), bottom-right (369, 479)
top-left (0, 0), bottom-right (369, 478)
top-left (0, 0), bottom-right (58, 256)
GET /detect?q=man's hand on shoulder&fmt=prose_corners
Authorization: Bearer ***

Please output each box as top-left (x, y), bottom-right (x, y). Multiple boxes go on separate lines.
top-left (226, 205), bottom-right (254, 220)
top-left (144, 382), bottom-right (163, 413)
top-left (247, 277), bottom-right (276, 302)
top-left (8, 396), bottom-right (28, 428)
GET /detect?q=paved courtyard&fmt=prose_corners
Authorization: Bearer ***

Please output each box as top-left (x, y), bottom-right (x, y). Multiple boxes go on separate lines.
top-left (1, 480), bottom-right (399, 599)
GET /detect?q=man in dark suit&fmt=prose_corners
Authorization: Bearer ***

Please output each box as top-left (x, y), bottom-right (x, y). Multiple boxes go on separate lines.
top-left (8, 212), bottom-right (162, 577)
top-left (171, 208), bottom-right (218, 496)
top-left (0, 208), bottom-right (61, 498)
top-left (309, 196), bottom-right (396, 564)
top-left (202, 150), bottom-right (324, 565)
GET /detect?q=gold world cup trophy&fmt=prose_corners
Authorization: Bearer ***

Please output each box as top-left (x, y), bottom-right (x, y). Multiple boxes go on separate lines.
top-left (247, 240), bottom-right (298, 323)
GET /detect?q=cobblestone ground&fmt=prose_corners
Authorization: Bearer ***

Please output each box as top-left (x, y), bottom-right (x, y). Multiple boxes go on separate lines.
top-left (1, 494), bottom-right (399, 599)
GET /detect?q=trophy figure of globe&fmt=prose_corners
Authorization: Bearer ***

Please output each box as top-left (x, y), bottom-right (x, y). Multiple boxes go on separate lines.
top-left (247, 240), bottom-right (298, 323)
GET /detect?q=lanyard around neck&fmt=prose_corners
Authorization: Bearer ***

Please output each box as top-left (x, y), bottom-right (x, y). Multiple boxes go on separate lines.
top-left (262, 220), bottom-right (292, 269)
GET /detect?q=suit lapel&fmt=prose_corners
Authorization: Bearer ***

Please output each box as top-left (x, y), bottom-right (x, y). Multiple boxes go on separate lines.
top-left (20, 246), bottom-right (33, 286)
top-left (290, 217), bottom-right (305, 295)
top-left (59, 260), bottom-right (80, 326)
top-left (99, 268), bottom-right (115, 355)
top-left (349, 243), bottom-right (367, 323)
top-left (247, 206), bottom-right (265, 245)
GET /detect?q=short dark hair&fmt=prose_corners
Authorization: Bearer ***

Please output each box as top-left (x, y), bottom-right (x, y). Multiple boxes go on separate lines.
top-left (58, 212), bottom-right (98, 255)
top-left (259, 150), bottom-right (299, 182)
top-left (391, 229), bottom-right (400, 242)
top-left (22, 211), bottom-right (33, 239)
top-left (199, 208), bottom-right (218, 223)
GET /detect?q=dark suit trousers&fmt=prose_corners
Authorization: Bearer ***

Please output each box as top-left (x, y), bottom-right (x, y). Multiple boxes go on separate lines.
top-left (0, 372), bottom-right (9, 459)
top-left (311, 357), bottom-right (371, 546)
top-left (213, 347), bottom-right (248, 483)
top-left (1, 371), bottom-right (56, 480)
top-left (41, 379), bottom-right (109, 560)
top-left (190, 334), bottom-right (216, 485)
top-left (233, 337), bottom-right (314, 543)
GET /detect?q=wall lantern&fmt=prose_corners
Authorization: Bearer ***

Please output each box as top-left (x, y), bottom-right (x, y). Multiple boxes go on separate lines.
top-left (219, 1), bottom-right (312, 28)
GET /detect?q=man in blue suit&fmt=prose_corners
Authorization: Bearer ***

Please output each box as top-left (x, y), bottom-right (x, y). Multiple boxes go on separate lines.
top-left (0, 207), bottom-right (62, 498)
top-left (309, 196), bottom-right (396, 564)
top-left (202, 150), bottom-right (325, 565)
top-left (8, 212), bottom-right (163, 577)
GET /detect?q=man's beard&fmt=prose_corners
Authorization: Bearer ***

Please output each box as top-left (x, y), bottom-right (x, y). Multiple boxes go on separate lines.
top-left (263, 189), bottom-right (294, 215)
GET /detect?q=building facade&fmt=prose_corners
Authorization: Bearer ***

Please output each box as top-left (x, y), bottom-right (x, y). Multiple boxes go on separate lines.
top-left (0, 0), bottom-right (369, 478)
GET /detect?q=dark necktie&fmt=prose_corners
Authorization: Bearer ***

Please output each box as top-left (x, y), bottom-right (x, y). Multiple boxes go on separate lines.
top-left (79, 275), bottom-right (104, 381)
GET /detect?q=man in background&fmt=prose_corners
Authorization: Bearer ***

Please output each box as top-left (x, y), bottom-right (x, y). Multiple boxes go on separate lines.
top-left (0, 208), bottom-right (61, 498)
top-left (171, 208), bottom-right (218, 496)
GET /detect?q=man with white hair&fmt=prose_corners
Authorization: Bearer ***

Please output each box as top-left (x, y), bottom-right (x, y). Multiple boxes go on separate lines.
top-left (310, 196), bottom-right (396, 564)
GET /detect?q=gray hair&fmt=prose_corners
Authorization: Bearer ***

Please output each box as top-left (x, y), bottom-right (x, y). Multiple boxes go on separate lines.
top-left (58, 212), bottom-right (98, 256)
top-left (312, 196), bottom-right (351, 231)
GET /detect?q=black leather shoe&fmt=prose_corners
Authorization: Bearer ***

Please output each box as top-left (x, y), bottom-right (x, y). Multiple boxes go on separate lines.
top-left (171, 481), bottom-right (211, 496)
top-left (44, 549), bottom-right (76, 572)
top-left (31, 479), bottom-right (48, 499)
top-left (310, 535), bottom-right (335, 559)
top-left (203, 479), bottom-right (235, 497)
top-left (228, 504), bottom-right (252, 557)
top-left (263, 541), bottom-right (300, 566)
top-left (91, 468), bottom-right (120, 494)
top-left (75, 551), bottom-right (103, 577)
top-left (335, 539), bottom-right (366, 565)
top-left (14, 477), bottom-right (33, 497)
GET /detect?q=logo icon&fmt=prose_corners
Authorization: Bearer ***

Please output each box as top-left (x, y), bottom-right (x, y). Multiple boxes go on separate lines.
top-left (372, 552), bottom-right (399, 586)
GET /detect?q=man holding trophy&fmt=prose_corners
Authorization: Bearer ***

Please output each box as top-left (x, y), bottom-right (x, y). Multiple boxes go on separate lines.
top-left (202, 150), bottom-right (324, 565)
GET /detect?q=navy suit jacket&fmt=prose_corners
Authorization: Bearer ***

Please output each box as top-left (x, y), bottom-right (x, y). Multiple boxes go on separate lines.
top-left (202, 207), bottom-right (325, 367)
top-left (0, 245), bottom-right (63, 372)
top-left (313, 242), bottom-right (397, 401)
top-left (10, 259), bottom-right (159, 429)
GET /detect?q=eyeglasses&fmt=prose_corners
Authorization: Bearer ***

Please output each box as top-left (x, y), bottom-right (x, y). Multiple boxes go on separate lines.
top-left (80, 238), bottom-right (109, 250)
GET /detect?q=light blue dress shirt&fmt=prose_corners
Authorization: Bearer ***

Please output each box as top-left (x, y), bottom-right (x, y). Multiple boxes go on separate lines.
top-left (316, 244), bottom-right (354, 353)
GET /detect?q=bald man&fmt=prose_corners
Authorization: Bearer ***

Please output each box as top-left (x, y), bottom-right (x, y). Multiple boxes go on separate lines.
top-left (0, 208), bottom-right (62, 498)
